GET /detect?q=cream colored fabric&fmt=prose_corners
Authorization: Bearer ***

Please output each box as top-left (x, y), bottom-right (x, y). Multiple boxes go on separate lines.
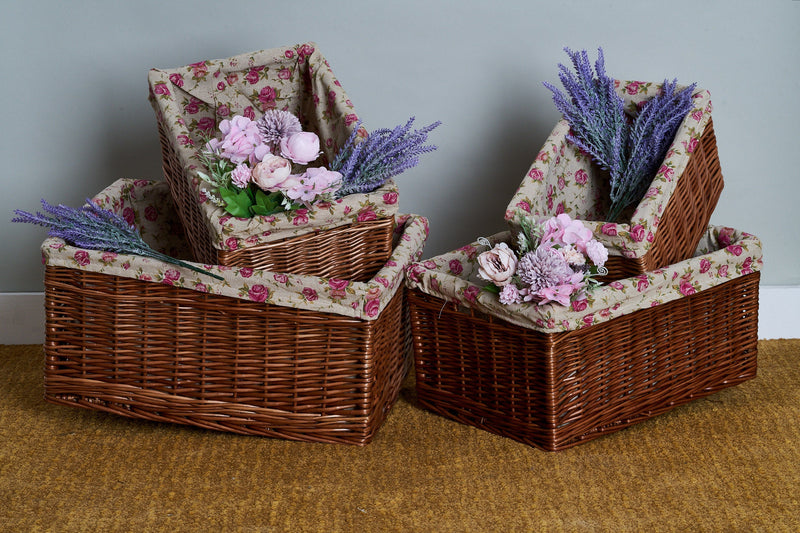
top-left (42, 180), bottom-right (428, 322)
top-left (505, 81), bottom-right (713, 259)
top-left (148, 42), bottom-right (400, 252)
top-left (406, 225), bottom-right (761, 333)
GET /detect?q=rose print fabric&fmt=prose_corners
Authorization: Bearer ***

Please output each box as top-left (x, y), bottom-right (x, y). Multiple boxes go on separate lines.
top-left (505, 81), bottom-right (713, 260)
top-left (148, 42), bottom-right (400, 252)
top-left (406, 225), bottom-right (761, 333)
top-left (42, 180), bottom-right (428, 322)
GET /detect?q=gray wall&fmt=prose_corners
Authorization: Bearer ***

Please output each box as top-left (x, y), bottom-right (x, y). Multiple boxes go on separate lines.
top-left (2, 0), bottom-right (797, 291)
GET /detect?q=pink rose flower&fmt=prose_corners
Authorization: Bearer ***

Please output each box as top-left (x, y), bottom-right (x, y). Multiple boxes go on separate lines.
top-left (345, 113), bottom-right (359, 126)
top-left (329, 279), bottom-right (350, 290)
top-left (742, 257), bottom-right (753, 275)
top-left (449, 259), bottom-right (463, 275)
top-left (168, 73), bottom-right (184, 87)
top-left (153, 83), bottom-right (170, 96)
top-left (679, 279), bottom-right (696, 296)
top-left (515, 200), bottom-right (531, 214)
top-left (243, 106), bottom-right (256, 120)
top-left (195, 283), bottom-right (207, 293)
top-left (383, 191), bottom-right (398, 205)
top-left (302, 287), bottom-right (318, 301)
top-left (246, 68), bottom-right (260, 85)
top-left (423, 260), bottom-right (437, 270)
top-left (357, 209), bottom-right (377, 223)
top-left (217, 105), bottom-right (230, 117)
top-left (184, 98), bottom-right (200, 114)
top-left (726, 245), bottom-right (743, 256)
top-left (610, 281), bottom-right (624, 290)
top-left (278, 68), bottom-right (291, 80)
top-left (660, 165), bottom-right (675, 182)
top-left (626, 81), bottom-right (642, 95)
top-left (225, 237), bottom-right (238, 250)
top-left (683, 138), bottom-right (699, 153)
top-left (280, 132), bottom-right (321, 165)
top-left (477, 242), bottom-right (517, 287)
top-left (528, 168), bottom-right (544, 181)
top-left (101, 252), bottom-right (117, 263)
top-left (259, 86), bottom-right (277, 107)
top-left (574, 169), bottom-right (588, 185)
top-left (463, 285), bottom-right (480, 303)
top-left (122, 207), bottom-right (134, 226)
top-left (292, 209), bottom-right (309, 226)
top-left (217, 82), bottom-right (226, 91)
top-left (251, 155), bottom-right (292, 191)
top-left (144, 206), bottom-right (158, 222)
top-left (571, 299), bottom-right (588, 312)
top-left (284, 49), bottom-right (295, 59)
top-left (273, 273), bottom-right (288, 284)
top-left (364, 298), bottom-right (380, 318)
top-left (630, 225), bottom-right (646, 242)
top-left (248, 284), bottom-right (269, 302)
top-left (601, 223), bottom-right (618, 236)
top-left (164, 269), bottom-right (181, 282)
top-left (636, 275), bottom-right (649, 292)
top-left (699, 259), bottom-right (711, 273)
top-left (239, 267), bottom-right (254, 278)
top-left (717, 265), bottom-right (729, 277)
top-left (717, 227), bottom-right (735, 247)
top-left (74, 250), bottom-right (90, 266)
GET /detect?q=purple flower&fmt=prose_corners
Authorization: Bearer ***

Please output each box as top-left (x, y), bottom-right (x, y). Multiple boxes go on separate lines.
top-left (499, 284), bottom-right (522, 305)
top-left (517, 247), bottom-right (575, 293)
top-left (283, 167), bottom-right (342, 203)
top-left (256, 110), bottom-right (302, 151)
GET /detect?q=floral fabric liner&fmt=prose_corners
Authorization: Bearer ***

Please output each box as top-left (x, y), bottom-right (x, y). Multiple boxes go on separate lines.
top-left (42, 179), bottom-right (428, 321)
top-left (505, 80), bottom-right (713, 259)
top-left (148, 41), bottom-right (400, 252)
top-left (406, 225), bottom-right (761, 333)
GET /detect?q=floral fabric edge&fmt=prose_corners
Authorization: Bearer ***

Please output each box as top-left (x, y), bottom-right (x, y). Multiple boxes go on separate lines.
top-left (505, 81), bottom-right (713, 259)
top-left (42, 179), bottom-right (429, 322)
top-left (406, 225), bottom-right (761, 334)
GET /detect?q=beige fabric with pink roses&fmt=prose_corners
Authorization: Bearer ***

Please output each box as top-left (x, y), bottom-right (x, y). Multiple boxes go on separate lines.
top-left (42, 180), bottom-right (428, 321)
top-left (148, 42), bottom-right (400, 252)
top-left (406, 226), bottom-right (761, 333)
top-left (505, 81), bottom-right (713, 260)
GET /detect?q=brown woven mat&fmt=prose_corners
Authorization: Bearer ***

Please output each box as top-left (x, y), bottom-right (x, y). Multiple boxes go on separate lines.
top-left (2, 340), bottom-right (798, 532)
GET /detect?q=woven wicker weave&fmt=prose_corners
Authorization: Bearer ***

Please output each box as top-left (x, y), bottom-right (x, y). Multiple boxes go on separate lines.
top-left (408, 272), bottom-right (760, 451)
top-left (601, 119), bottom-right (724, 280)
top-left (44, 266), bottom-right (411, 445)
top-left (157, 121), bottom-right (396, 280)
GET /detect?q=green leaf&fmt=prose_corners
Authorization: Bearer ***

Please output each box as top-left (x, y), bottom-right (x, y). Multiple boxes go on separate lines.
top-left (218, 186), bottom-right (253, 218)
top-left (250, 189), bottom-right (284, 216)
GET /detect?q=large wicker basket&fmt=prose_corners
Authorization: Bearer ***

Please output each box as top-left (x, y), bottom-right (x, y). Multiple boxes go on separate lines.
top-left (149, 42), bottom-right (399, 280)
top-left (406, 226), bottom-right (761, 451)
top-left (41, 180), bottom-right (429, 446)
top-left (506, 81), bottom-right (724, 281)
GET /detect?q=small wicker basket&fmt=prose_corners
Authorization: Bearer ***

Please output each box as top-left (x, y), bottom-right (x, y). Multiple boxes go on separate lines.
top-left (149, 42), bottom-right (398, 280)
top-left (42, 180), bottom-right (429, 445)
top-left (406, 226), bottom-right (761, 451)
top-left (506, 81), bottom-right (724, 281)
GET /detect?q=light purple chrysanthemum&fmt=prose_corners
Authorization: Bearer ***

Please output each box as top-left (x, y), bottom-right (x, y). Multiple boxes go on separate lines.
top-left (256, 110), bottom-right (302, 151)
top-left (516, 247), bottom-right (575, 293)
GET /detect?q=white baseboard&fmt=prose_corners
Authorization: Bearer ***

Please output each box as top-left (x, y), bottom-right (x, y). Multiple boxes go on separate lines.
top-left (1, 286), bottom-right (797, 345)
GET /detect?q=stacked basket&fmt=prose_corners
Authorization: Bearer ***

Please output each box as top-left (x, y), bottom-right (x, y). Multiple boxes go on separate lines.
top-left (148, 42), bottom-right (399, 281)
top-left (406, 81), bottom-right (762, 451)
top-left (43, 179), bottom-right (429, 445)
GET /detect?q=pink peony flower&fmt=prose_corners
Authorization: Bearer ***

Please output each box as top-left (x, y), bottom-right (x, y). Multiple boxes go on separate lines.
top-left (218, 115), bottom-right (265, 165)
top-left (280, 132), bottom-right (321, 165)
top-left (477, 242), bottom-right (518, 287)
top-left (585, 240), bottom-right (608, 267)
top-left (251, 155), bottom-right (292, 191)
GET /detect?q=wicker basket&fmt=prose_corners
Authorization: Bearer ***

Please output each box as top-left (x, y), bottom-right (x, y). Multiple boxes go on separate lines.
top-left (41, 180), bottom-right (429, 446)
top-left (149, 42), bottom-right (398, 280)
top-left (506, 81), bottom-right (724, 281)
top-left (406, 226), bottom-right (762, 451)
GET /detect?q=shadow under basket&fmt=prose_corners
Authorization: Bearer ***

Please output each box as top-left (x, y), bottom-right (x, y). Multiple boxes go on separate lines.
top-left (408, 272), bottom-right (760, 451)
top-left (157, 121), bottom-right (396, 282)
top-left (43, 266), bottom-right (411, 446)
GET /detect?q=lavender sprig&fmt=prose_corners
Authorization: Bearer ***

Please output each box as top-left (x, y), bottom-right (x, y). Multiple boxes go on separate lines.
top-left (607, 78), bottom-right (696, 221)
top-left (544, 47), bottom-right (628, 183)
top-left (331, 117), bottom-right (441, 197)
top-left (12, 199), bottom-right (223, 280)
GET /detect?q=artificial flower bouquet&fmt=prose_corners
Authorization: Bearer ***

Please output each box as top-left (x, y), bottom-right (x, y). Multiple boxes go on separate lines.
top-left (477, 214), bottom-right (608, 307)
top-left (148, 42), bottom-right (440, 274)
top-left (505, 47), bottom-right (723, 276)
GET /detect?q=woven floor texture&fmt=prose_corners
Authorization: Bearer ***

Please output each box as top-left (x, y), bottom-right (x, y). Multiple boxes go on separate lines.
top-left (2, 340), bottom-right (798, 532)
